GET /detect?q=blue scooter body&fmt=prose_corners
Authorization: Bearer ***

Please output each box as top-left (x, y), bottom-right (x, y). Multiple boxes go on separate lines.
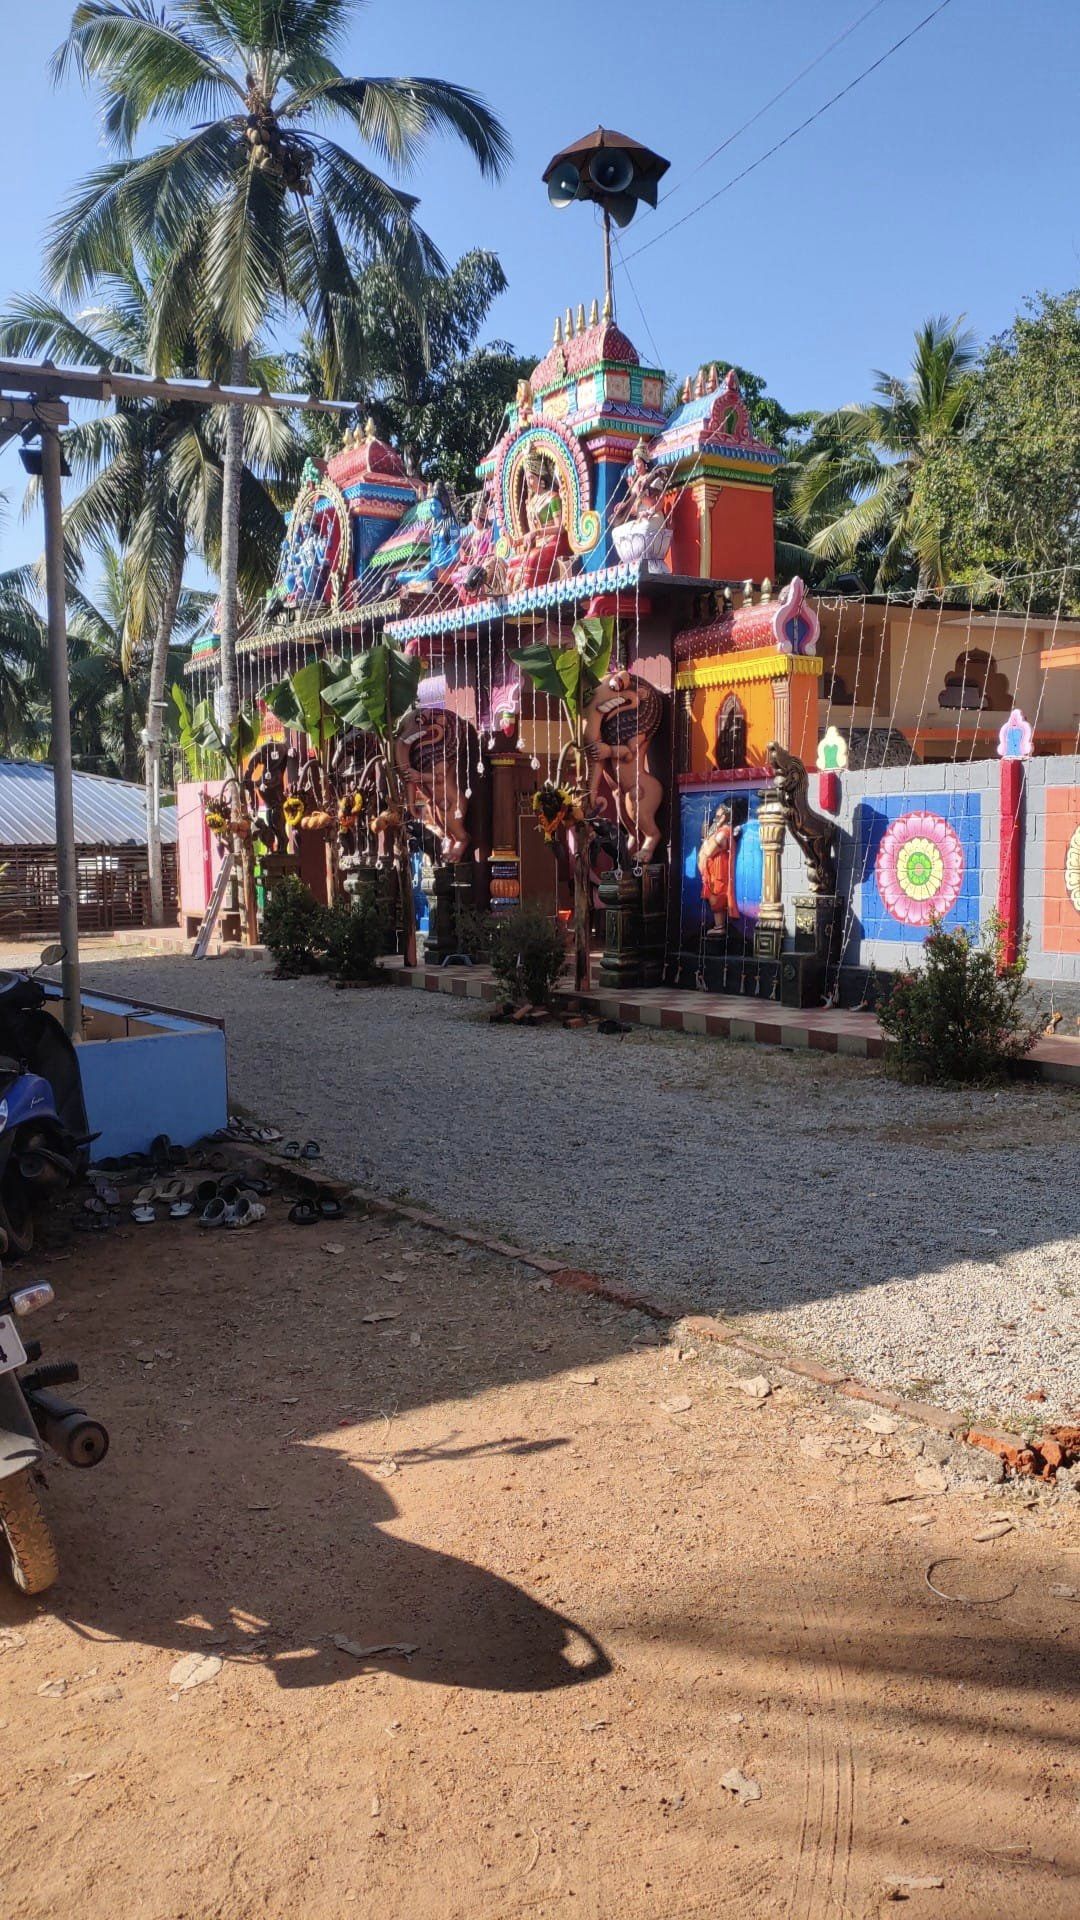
top-left (0, 1072), bottom-right (61, 1137)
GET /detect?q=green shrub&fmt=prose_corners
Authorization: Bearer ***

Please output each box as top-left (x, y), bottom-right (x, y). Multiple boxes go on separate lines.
top-left (322, 892), bottom-right (389, 983)
top-left (488, 904), bottom-right (567, 1007)
top-left (450, 903), bottom-right (495, 963)
top-left (878, 913), bottom-right (1041, 1083)
top-left (262, 875), bottom-right (325, 978)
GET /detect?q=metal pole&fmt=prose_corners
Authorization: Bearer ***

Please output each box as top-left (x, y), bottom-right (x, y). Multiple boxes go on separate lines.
top-left (602, 208), bottom-right (614, 320)
top-left (39, 414), bottom-right (82, 1038)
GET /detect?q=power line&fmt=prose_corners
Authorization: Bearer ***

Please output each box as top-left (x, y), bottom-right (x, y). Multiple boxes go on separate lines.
top-left (661, 0), bottom-right (892, 204)
top-left (623, 0), bottom-right (955, 264)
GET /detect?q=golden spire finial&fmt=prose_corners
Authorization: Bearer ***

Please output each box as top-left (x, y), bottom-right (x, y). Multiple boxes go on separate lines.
top-left (565, 305), bottom-right (575, 339)
top-left (681, 375), bottom-right (692, 403)
top-left (576, 302), bottom-right (586, 332)
top-left (364, 416), bottom-right (377, 441)
top-left (589, 297), bottom-right (599, 326)
top-left (553, 314), bottom-right (562, 345)
top-left (602, 287), bottom-right (613, 322)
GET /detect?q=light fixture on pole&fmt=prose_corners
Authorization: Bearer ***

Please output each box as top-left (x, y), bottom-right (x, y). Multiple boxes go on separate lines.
top-left (542, 128), bottom-right (669, 319)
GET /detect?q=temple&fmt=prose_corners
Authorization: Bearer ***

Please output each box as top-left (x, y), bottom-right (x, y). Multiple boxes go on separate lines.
top-left (181, 281), bottom-right (1080, 997)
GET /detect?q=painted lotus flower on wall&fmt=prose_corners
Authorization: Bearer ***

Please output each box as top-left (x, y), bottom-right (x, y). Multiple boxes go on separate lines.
top-left (875, 810), bottom-right (965, 926)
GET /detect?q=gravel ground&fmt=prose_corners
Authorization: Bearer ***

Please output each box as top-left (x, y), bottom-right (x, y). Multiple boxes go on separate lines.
top-left (81, 955), bottom-right (1080, 1426)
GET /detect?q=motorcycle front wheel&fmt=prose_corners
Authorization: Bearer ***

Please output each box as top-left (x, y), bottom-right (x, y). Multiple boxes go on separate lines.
top-left (0, 1467), bottom-right (59, 1593)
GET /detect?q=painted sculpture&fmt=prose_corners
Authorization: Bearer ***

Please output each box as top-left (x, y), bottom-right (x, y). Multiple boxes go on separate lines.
top-left (394, 701), bottom-right (475, 861)
top-left (610, 438), bottom-right (671, 574)
top-left (396, 480), bottom-right (461, 591)
top-left (583, 670), bottom-right (665, 863)
top-left (765, 741), bottom-right (837, 895)
top-left (697, 805), bottom-right (737, 929)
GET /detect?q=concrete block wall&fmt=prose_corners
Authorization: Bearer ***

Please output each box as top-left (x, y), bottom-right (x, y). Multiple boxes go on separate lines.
top-left (774, 756), bottom-right (1080, 983)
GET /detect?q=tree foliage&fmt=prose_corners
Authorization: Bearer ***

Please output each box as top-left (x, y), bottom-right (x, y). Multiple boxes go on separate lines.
top-left (289, 249), bottom-right (533, 496)
top-left (915, 291), bottom-right (1080, 609)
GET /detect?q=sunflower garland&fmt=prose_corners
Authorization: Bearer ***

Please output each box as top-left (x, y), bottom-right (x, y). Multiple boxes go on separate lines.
top-left (531, 782), bottom-right (586, 841)
top-left (283, 796), bottom-right (305, 828)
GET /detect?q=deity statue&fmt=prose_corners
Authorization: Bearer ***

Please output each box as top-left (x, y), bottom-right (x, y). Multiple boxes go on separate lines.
top-left (610, 439), bottom-right (672, 574)
top-left (508, 447), bottom-right (570, 589)
top-left (452, 482), bottom-right (499, 600)
top-left (697, 805), bottom-right (738, 929)
top-left (397, 478), bottom-right (461, 590)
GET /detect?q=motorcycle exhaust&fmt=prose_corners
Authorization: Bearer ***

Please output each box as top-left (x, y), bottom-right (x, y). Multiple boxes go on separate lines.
top-left (25, 1389), bottom-right (109, 1467)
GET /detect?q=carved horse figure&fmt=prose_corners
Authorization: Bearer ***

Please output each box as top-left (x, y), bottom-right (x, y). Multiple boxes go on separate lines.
top-left (394, 704), bottom-right (474, 862)
top-left (765, 740), bottom-right (837, 895)
top-left (582, 670), bottom-right (665, 864)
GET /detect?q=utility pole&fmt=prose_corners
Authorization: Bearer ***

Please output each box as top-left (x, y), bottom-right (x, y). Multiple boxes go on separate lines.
top-left (37, 405), bottom-right (82, 1038)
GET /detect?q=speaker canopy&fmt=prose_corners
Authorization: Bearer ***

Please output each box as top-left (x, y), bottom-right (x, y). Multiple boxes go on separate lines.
top-left (542, 127), bottom-right (670, 227)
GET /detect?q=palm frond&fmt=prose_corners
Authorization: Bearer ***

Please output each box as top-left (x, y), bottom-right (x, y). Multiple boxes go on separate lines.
top-left (280, 73), bottom-right (512, 180)
top-left (53, 2), bottom-right (241, 150)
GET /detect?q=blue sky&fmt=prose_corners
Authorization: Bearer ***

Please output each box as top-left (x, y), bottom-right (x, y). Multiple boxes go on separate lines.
top-left (3, 0), bottom-right (1080, 576)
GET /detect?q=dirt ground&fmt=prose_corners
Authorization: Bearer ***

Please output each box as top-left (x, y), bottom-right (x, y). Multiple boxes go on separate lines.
top-left (0, 1175), bottom-right (1077, 1920)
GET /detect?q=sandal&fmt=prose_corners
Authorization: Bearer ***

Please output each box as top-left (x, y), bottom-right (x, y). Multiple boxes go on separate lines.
top-left (282, 1141), bottom-right (301, 1158)
top-left (288, 1200), bottom-right (319, 1227)
top-left (318, 1197), bottom-right (344, 1220)
top-left (199, 1196), bottom-right (232, 1230)
top-left (300, 1141), bottom-right (321, 1161)
top-left (169, 1200), bottom-right (194, 1219)
top-left (229, 1195), bottom-right (265, 1230)
top-left (131, 1203), bottom-right (156, 1224)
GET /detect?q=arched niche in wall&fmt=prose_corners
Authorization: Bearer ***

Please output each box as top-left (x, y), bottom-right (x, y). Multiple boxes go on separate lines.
top-left (937, 648), bottom-right (1012, 712)
top-left (714, 693), bottom-right (748, 771)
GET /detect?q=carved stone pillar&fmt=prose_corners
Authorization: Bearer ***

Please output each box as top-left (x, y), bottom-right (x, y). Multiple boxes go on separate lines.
top-left (771, 674), bottom-right (791, 751)
top-left (754, 792), bottom-right (786, 960)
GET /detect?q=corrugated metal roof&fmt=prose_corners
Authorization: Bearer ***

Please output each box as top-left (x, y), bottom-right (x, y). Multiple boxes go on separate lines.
top-left (0, 762), bottom-right (177, 849)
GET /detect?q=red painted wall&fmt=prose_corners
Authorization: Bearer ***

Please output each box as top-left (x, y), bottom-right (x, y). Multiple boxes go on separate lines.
top-left (709, 484), bottom-right (775, 584)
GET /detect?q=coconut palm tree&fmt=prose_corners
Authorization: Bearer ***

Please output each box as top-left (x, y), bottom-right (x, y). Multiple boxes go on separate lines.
top-left (50, 0), bottom-right (511, 724)
top-left (0, 497), bottom-right (50, 757)
top-left (67, 545), bottom-right (209, 779)
top-left (792, 316), bottom-right (977, 594)
top-left (0, 267), bottom-right (298, 916)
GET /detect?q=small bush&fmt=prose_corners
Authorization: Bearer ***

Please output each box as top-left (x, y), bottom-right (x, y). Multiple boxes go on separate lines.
top-left (322, 892), bottom-right (388, 983)
top-left (488, 904), bottom-right (567, 1007)
top-left (262, 876), bottom-right (325, 978)
top-left (878, 913), bottom-right (1041, 1083)
top-left (451, 903), bottom-right (495, 963)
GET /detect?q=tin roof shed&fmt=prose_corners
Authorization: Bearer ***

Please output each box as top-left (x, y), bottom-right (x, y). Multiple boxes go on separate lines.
top-left (0, 761), bottom-right (177, 849)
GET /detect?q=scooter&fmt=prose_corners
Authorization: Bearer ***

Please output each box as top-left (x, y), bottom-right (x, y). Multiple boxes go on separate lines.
top-left (0, 945), bottom-right (92, 1257)
top-left (0, 1272), bottom-right (109, 1592)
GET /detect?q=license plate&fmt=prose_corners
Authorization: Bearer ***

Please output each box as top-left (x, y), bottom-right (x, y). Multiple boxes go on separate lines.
top-left (0, 1315), bottom-right (27, 1374)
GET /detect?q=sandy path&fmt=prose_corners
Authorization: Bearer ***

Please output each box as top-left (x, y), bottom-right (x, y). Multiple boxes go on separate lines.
top-left (1, 1189), bottom-right (1077, 1919)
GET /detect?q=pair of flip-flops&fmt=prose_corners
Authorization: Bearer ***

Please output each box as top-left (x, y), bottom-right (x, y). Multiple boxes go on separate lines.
top-left (211, 1117), bottom-right (282, 1145)
top-left (288, 1196), bottom-right (343, 1226)
top-left (75, 1195), bottom-right (120, 1232)
top-left (282, 1140), bottom-right (321, 1161)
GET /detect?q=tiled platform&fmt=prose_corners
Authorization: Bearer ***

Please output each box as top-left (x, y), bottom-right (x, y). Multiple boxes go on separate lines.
top-left (381, 957), bottom-right (1080, 1086)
